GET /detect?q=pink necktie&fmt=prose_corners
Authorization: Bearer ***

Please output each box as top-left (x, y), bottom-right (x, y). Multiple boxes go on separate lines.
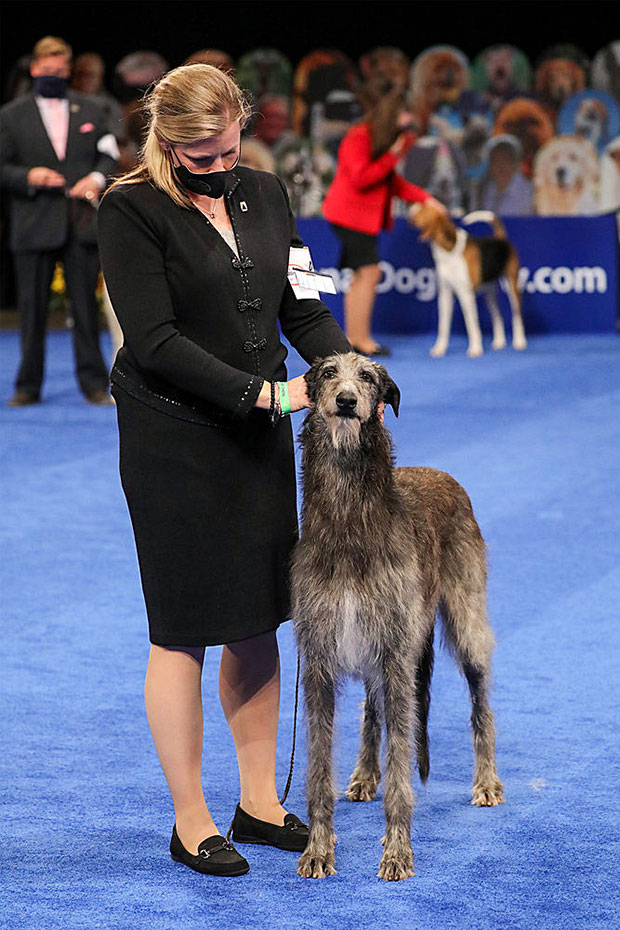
top-left (48, 98), bottom-right (68, 161)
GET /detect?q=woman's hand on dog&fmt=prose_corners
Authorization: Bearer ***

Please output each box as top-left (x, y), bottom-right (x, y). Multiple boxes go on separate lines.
top-left (255, 378), bottom-right (385, 418)
top-left (287, 374), bottom-right (312, 411)
top-left (255, 376), bottom-right (311, 412)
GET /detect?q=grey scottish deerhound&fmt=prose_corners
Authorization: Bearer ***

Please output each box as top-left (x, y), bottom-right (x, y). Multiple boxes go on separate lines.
top-left (292, 352), bottom-right (504, 882)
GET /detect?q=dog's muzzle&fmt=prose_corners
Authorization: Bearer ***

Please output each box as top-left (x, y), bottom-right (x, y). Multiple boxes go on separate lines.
top-left (335, 391), bottom-right (359, 418)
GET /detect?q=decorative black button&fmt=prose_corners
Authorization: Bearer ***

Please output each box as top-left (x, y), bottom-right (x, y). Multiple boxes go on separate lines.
top-left (232, 257), bottom-right (254, 270)
top-left (237, 298), bottom-right (263, 312)
top-left (243, 338), bottom-right (267, 353)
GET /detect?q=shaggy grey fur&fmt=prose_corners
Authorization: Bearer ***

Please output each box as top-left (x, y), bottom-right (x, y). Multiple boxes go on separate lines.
top-left (292, 352), bottom-right (504, 882)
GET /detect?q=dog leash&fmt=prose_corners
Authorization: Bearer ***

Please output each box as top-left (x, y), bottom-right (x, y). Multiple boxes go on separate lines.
top-left (225, 651), bottom-right (301, 841)
top-left (279, 650), bottom-right (301, 806)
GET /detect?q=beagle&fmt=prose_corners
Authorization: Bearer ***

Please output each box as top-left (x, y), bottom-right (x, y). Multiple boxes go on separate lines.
top-left (410, 204), bottom-right (527, 357)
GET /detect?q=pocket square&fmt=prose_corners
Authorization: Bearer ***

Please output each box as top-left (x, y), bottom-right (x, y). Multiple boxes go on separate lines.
top-left (80, 122), bottom-right (95, 133)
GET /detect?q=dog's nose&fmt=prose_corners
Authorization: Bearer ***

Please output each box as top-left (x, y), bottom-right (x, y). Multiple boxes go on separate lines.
top-left (336, 392), bottom-right (358, 411)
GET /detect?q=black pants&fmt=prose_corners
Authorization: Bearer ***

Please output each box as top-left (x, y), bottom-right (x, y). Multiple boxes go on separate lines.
top-left (13, 238), bottom-right (109, 396)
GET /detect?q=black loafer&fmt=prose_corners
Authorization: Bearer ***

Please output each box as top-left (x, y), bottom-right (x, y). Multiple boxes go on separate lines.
top-left (231, 804), bottom-right (309, 852)
top-left (170, 825), bottom-right (249, 876)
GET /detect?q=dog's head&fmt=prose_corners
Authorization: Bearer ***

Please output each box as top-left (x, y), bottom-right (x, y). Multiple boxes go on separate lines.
top-left (304, 353), bottom-right (400, 451)
top-left (574, 98), bottom-right (609, 145)
top-left (494, 98), bottom-right (554, 171)
top-left (535, 58), bottom-right (585, 109)
top-left (535, 137), bottom-right (598, 192)
top-left (410, 201), bottom-right (457, 249)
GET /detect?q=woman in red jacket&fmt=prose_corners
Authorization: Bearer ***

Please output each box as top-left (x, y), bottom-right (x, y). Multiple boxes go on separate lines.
top-left (323, 83), bottom-right (443, 355)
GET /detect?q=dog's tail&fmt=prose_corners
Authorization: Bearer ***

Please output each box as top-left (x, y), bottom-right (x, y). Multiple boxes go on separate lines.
top-left (414, 626), bottom-right (434, 783)
top-left (463, 210), bottom-right (508, 240)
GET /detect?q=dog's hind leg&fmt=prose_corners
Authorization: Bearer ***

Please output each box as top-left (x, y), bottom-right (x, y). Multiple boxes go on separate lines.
top-left (378, 649), bottom-right (416, 881)
top-left (346, 675), bottom-right (382, 802)
top-left (482, 284), bottom-right (507, 351)
top-left (439, 577), bottom-right (505, 807)
top-left (502, 255), bottom-right (527, 349)
top-left (297, 662), bottom-right (338, 878)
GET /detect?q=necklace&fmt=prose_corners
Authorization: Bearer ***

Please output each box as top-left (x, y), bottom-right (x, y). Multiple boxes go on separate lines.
top-left (206, 198), bottom-right (217, 219)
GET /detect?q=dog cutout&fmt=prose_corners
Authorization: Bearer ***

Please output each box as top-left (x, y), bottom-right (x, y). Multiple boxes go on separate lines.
top-left (494, 98), bottom-right (555, 177)
top-left (293, 353), bottom-right (504, 881)
top-left (533, 136), bottom-right (599, 215)
top-left (410, 204), bottom-right (526, 357)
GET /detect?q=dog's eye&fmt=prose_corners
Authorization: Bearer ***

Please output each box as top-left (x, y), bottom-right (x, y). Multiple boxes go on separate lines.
top-left (322, 367), bottom-right (336, 380)
top-left (360, 371), bottom-right (375, 385)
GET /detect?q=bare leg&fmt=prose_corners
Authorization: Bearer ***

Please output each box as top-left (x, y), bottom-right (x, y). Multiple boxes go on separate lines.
top-left (344, 263), bottom-right (382, 353)
top-left (219, 629), bottom-right (287, 826)
top-left (144, 644), bottom-right (215, 855)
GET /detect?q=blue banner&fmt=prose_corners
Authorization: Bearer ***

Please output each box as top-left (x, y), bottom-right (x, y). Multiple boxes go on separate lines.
top-left (297, 213), bottom-right (619, 334)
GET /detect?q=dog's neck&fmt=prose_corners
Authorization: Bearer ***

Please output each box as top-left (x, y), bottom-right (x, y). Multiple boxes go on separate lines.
top-left (300, 414), bottom-right (398, 526)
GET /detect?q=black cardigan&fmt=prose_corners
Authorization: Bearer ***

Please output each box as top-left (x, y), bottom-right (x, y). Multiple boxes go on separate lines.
top-left (97, 168), bottom-right (350, 424)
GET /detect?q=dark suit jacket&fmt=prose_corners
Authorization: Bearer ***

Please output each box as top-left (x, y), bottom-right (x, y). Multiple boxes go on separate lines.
top-left (98, 169), bottom-right (351, 424)
top-left (0, 91), bottom-right (118, 251)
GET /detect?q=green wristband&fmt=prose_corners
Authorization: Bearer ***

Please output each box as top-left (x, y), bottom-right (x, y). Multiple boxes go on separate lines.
top-left (277, 381), bottom-right (292, 416)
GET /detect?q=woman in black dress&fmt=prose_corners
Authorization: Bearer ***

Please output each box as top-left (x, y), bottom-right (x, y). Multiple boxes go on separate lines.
top-left (98, 64), bottom-right (350, 876)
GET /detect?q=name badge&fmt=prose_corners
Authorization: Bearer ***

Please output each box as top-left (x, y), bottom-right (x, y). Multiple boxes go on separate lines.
top-left (288, 247), bottom-right (337, 299)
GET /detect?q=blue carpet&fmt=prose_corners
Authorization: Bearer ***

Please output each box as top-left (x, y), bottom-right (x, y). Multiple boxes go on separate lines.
top-left (1, 330), bottom-right (619, 930)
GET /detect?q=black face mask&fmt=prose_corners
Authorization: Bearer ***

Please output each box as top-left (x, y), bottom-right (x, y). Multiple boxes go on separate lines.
top-left (170, 145), bottom-right (239, 199)
top-left (33, 75), bottom-right (68, 98)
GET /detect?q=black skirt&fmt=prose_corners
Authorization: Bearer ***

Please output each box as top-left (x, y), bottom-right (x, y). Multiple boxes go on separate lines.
top-left (330, 223), bottom-right (379, 270)
top-left (113, 385), bottom-right (299, 647)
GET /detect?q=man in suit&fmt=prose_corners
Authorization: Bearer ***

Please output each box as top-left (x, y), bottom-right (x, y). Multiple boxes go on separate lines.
top-left (0, 35), bottom-right (119, 406)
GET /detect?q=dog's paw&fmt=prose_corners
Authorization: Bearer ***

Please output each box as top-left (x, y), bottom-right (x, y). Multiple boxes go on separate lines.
top-left (378, 848), bottom-right (415, 881)
top-left (430, 343), bottom-right (447, 357)
top-left (467, 345), bottom-right (484, 358)
top-left (297, 849), bottom-right (337, 879)
top-left (346, 775), bottom-right (379, 802)
top-left (491, 338), bottom-right (507, 351)
top-left (512, 337), bottom-right (528, 351)
top-left (472, 780), bottom-right (505, 806)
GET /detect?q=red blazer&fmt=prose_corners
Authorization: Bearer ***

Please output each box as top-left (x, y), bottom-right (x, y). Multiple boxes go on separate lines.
top-left (322, 123), bottom-right (430, 235)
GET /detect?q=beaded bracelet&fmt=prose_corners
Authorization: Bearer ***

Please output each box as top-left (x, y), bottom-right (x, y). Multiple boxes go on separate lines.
top-left (269, 381), bottom-right (281, 426)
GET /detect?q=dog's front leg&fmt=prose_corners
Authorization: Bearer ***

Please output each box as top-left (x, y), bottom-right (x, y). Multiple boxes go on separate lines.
top-left (430, 282), bottom-right (454, 357)
top-left (378, 652), bottom-right (415, 881)
top-left (456, 285), bottom-right (484, 357)
top-left (297, 662), bottom-right (337, 878)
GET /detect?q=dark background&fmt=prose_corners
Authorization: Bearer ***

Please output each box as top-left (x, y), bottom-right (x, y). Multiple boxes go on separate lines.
top-left (1, 0), bottom-right (616, 101)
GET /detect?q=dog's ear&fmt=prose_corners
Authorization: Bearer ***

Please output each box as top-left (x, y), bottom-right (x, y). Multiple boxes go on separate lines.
top-left (383, 376), bottom-right (401, 417)
top-left (376, 366), bottom-right (401, 417)
top-left (303, 358), bottom-right (322, 404)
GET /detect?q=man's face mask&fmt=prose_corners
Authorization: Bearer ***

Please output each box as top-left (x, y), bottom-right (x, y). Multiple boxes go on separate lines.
top-left (169, 144), bottom-right (240, 199)
top-left (33, 74), bottom-right (69, 98)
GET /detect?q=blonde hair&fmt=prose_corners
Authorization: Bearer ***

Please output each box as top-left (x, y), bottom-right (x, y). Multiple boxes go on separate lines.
top-left (108, 64), bottom-right (252, 209)
top-left (32, 36), bottom-right (72, 61)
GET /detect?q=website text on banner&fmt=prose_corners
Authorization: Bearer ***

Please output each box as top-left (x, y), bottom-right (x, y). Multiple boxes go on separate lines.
top-left (297, 214), bottom-right (619, 335)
